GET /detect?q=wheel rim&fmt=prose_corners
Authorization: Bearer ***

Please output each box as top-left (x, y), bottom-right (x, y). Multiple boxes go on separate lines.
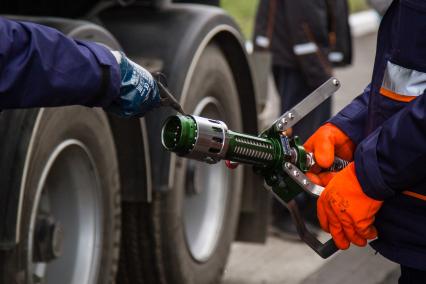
top-left (183, 97), bottom-right (231, 262)
top-left (28, 140), bottom-right (103, 284)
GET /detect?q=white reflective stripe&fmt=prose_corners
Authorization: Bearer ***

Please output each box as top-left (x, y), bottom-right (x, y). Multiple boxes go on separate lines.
top-left (255, 35), bottom-right (270, 48)
top-left (382, 61), bottom-right (426, 97)
top-left (328, 52), bottom-right (344, 63)
top-left (110, 50), bottom-right (122, 64)
top-left (293, 42), bottom-right (318, 56)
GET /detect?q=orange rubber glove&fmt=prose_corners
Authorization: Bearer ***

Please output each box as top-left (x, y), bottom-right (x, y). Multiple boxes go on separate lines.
top-left (317, 162), bottom-right (383, 249)
top-left (304, 123), bottom-right (355, 186)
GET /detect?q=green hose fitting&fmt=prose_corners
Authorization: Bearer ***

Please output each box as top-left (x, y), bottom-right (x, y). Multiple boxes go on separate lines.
top-left (162, 115), bottom-right (310, 171)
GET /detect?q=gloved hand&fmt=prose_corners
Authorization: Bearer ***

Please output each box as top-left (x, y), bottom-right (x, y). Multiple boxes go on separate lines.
top-left (304, 123), bottom-right (355, 186)
top-left (317, 162), bottom-right (383, 249)
top-left (106, 51), bottom-right (160, 117)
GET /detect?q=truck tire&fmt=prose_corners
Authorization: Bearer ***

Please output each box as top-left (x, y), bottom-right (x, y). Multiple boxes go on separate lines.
top-left (118, 44), bottom-right (243, 284)
top-left (0, 107), bottom-right (121, 284)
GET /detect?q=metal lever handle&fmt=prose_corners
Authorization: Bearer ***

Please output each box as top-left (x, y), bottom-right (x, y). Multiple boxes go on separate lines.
top-left (273, 78), bottom-right (340, 132)
top-left (276, 158), bottom-right (350, 258)
top-left (283, 156), bottom-right (350, 198)
top-left (283, 162), bottom-right (324, 197)
top-left (270, 190), bottom-right (338, 258)
top-left (287, 199), bottom-right (338, 258)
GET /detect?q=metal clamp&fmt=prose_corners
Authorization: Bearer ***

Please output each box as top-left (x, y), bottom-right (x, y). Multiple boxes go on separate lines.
top-left (287, 198), bottom-right (338, 259)
top-left (282, 162), bottom-right (324, 197)
top-left (269, 188), bottom-right (338, 259)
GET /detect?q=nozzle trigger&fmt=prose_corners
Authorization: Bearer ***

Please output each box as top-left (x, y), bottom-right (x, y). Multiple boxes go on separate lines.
top-left (153, 72), bottom-right (187, 115)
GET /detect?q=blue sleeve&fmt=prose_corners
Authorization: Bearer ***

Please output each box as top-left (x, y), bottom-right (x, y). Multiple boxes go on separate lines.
top-left (329, 85), bottom-right (370, 145)
top-left (355, 92), bottom-right (426, 200)
top-left (0, 17), bottom-right (121, 108)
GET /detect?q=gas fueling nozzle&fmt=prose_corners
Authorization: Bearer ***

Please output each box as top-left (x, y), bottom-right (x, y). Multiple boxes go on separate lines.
top-left (162, 115), bottom-right (282, 167)
top-left (162, 114), bottom-right (348, 173)
top-left (161, 78), bottom-right (347, 259)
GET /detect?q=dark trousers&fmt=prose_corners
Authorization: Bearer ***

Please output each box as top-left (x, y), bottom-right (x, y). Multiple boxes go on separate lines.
top-left (399, 266), bottom-right (426, 284)
top-left (272, 65), bottom-right (331, 142)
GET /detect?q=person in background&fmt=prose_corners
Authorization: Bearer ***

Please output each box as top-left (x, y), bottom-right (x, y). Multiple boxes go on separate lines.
top-left (253, 0), bottom-right (352, 237)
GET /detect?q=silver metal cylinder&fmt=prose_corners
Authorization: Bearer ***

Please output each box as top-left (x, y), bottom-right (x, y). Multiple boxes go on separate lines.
top-left (185, 116), bottom-right (230, 164)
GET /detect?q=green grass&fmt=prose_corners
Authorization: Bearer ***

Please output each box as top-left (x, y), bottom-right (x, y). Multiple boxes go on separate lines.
top-left (221, 0), bottom-right (259, 40)
top-left (221, 0), bottom-right (369, 39)
top-left (349, 0), bottom-right (369, 12)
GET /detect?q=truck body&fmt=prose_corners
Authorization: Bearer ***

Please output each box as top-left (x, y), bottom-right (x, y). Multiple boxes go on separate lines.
top-left (0, 1), bottom-right (276, 283)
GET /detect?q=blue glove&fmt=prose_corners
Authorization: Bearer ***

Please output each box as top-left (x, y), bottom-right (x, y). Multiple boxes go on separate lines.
top-left (106, 52), bottom-right (160, 118)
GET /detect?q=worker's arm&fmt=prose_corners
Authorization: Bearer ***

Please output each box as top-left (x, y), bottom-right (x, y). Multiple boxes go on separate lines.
top-left (328, 85), bottom-right (371, 145)
top-left (0, 17), bottom-right (160, 117)
top-left (314, 90), bottom-right (426, 250)
top-left (0, 17), bottom-right (121, 108)
top-left (305, 84), bottom-right (383, 249)
top-left (355, 92), bottom-right (426, 199)
top-left (284, 0), bottom-right (332, 89)
top-left (315, 89), bottom-right (426, 249)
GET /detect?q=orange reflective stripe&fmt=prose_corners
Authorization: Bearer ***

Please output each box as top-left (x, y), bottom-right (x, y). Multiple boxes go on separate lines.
top-left (402, 190), bottom-right (426, 201)
top-left (380, 87), bottom-right (417, 103)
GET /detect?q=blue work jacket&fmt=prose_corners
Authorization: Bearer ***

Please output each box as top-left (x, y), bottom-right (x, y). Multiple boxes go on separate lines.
top-left (330, 0), bottom-right (426, 270)
top-left (0, 17), bottom-right (120, 108)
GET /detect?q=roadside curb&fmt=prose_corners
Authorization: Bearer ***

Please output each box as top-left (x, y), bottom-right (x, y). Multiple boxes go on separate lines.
top-left (349, 10), bottom-right (380, 37)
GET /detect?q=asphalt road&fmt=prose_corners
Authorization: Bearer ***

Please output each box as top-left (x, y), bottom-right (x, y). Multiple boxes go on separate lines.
top-left (222, 32), bottom-right (401, 284)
